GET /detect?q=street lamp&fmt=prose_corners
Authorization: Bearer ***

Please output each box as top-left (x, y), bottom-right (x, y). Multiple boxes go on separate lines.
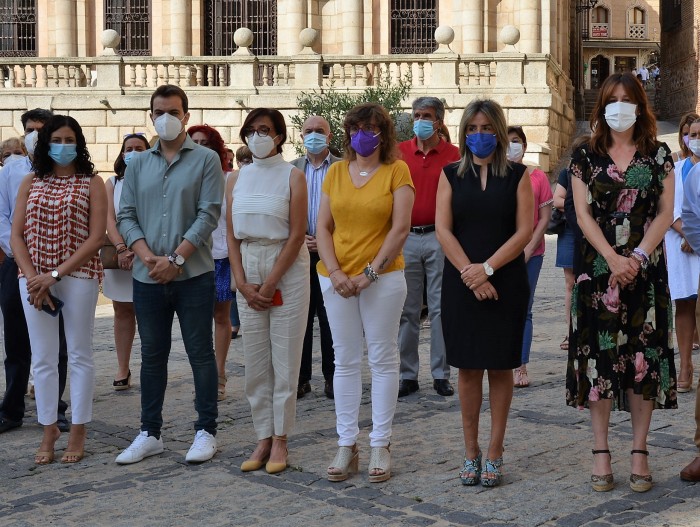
top-left (574, 0), bottom-right (600, 118)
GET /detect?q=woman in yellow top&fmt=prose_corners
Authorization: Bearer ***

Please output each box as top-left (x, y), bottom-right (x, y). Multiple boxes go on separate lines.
top-left (317, 102), bottom-right (414, 483)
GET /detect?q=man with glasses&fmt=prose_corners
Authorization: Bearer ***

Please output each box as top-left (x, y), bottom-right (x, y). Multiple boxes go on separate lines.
top-left (0, 108), bottom-right (71, 433)
top-left (292, 115), bottom-right (340, 399)
top-left (397, 97), bottom-right (460, 398)
top-left (115, 84), bottom-right (223, 464)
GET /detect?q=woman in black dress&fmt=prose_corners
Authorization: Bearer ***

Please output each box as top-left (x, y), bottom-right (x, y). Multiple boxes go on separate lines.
top-left (436, 99), bottom-right (533, 487)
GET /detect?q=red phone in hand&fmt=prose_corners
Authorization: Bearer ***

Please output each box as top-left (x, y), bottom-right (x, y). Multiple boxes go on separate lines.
top-left (272, 289), bottom-right (283, 306)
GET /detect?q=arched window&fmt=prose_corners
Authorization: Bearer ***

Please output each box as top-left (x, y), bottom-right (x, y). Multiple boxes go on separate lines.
top-left (627, 7), bottom-right (646, 39)
top-left (591, 6), bottom-right (609, 24)
top-left (390, 0), bottom-right (437, 54)
top-left (0, 0), bottom-right (36, 57)
top-left (105, 0), bottom-right (151, 56)
top-left (630, 7), bottom-right (645, 25)
top-left (204, 0), bottom-right (277, 56)
top-left (590, 6), bottom-right (610, 38)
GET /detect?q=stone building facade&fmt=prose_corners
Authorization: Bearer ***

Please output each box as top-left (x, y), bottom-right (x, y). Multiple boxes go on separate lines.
top-left (660, 0), bottom-right (699, 120)
top-left (0, 1), bottom-right (577, 173)
top-left (581, 0), bottom-right (660, 89)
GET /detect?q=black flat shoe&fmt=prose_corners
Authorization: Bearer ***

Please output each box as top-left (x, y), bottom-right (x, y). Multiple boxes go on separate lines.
top-left (324, 380), bottom-right (334, 399)
top-left (433, 379), bottom-right (454, 396)
top-left (398, 379), bottom-right (419, 397)
top-left (0, 417), bottom-right (22, 434)
top-left (113, 370), bottom-right (132, 391)
top-left (297, 381), bottom-right (311, 398)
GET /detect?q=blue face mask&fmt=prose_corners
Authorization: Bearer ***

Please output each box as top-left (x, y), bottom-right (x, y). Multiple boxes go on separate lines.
top-left (123, 151), bottom-right (136, 165)
top-left (303, 132), bottom-right (329, 155)
top-left (413, 119), bottom-right (436, 141)
top-left (466, 133), bottom-right (497, 159)
top-left (49, 143), bottom-right (78, 167)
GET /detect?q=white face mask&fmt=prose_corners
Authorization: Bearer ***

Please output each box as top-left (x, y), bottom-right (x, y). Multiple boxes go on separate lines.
top-left (24, 130), bottom-right (38, 156)
top-left (247, 132), bottom-right (277, 159)
top-left (5, 154), bottom-right (26, 165)
top-left (689, 139), bottom-right (700, 157)
top-left (507, 142), bottom-right (524, 162)
top-left (153, 113), bottom-right (184, 141)
top-left (604, 101), bottom-right (637, 133)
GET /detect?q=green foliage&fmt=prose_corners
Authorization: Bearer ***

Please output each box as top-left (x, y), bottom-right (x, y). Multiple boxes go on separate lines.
top-left (291, 73), bottom-right (413, 157)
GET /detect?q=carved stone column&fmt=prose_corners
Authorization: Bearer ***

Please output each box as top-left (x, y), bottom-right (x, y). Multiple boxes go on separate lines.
top-left (520, 0), bottom-right (541, 54)
top-left (278, 0), bottom-right (306, 55)
top-left (170, 0), bottom-right (190, 56)
top-left (54, 0), bottom-right (77, 57)
top-left (462, 0), bottom-right (483, 53)
top-left (340, 0), bottom-right (363, 55)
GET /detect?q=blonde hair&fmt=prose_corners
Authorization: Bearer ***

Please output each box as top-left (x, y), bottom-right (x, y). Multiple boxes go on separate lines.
top-left (1, 137), bottom-right (25, 156)
top-left (456, 99), bottom-right (509, 178)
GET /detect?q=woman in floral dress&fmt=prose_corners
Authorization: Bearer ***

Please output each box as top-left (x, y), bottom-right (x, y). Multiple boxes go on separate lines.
top-left (567, 73), bottom-right (677, 493)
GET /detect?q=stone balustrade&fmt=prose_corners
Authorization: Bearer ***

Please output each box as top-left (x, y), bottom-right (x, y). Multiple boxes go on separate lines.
top-left (0, 25), bottom-right (574, 174)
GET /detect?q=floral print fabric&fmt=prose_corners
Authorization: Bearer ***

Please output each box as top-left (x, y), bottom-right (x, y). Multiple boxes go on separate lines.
top-left (566, 142), bottom-right (677, 411)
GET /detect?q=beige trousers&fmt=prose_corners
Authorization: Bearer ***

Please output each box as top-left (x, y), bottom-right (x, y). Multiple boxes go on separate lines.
top-left (237, 239), bottom-right (310, 439)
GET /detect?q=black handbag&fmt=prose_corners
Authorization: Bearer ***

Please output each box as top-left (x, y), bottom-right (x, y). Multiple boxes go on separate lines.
top-left (546, 208), bottom-right (566, 235)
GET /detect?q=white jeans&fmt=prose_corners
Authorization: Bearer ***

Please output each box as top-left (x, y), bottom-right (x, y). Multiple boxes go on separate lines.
top-left (20, 276), bottom-right (98, 425)
top-left (237, 240), bottom-right (310, 439)
top-left (320, 271), bottom-right (406, 448)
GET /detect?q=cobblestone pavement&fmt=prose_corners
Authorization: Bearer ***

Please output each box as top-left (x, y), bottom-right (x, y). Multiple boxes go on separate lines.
top-left (1, 235), bottom-right (698, 526)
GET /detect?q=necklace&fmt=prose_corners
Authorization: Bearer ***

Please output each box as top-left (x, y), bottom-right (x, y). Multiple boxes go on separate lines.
top-left (356, 162), bottom-right (379, 177)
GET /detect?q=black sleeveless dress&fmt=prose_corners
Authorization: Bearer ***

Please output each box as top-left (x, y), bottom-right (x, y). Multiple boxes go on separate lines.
top-left (441, 161), bottom-right (529, 370)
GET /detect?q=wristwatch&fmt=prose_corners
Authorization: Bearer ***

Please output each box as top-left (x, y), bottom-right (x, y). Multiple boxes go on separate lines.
top-left (483, 261), bottom-right (494, 277)
top-left (168, 252), bottom-right (185, 268)
top-left (51, 269), bottom-right (61, 281)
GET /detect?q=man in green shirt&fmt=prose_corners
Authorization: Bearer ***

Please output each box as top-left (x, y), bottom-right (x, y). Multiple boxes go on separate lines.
top-left (116, 84), bottom-right (223, 464)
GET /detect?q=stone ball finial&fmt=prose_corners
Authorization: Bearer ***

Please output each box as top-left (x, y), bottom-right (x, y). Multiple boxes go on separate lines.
top-left (101, 29), bottom-right (120, 49)
top-left (234, 28), bottom-right (254, 49)
top-left (435, 26), bottom-right (455, 46)
top-left (500, 25), bottom-right (521, 47)
top-left (299, 28), bottom-right (318, 49)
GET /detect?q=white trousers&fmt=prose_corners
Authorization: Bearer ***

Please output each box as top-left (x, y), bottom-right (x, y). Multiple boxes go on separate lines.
top-left (237, 240), bottom-right (310, 439)
top-left (320, 271), bottom-right (407, 448)
top-left (20, 276), bottom-right (98, 425)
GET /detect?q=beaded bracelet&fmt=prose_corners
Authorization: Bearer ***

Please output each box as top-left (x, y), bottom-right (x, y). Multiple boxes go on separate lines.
top-left (117, 247), bottom-right (128, 255)
top-left (363, 263), bottom-right (379, 282)
top-left (631, 248), bottom-right (649, 269)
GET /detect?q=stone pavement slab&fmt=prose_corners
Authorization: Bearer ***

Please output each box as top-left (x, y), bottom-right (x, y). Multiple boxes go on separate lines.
top-left (0, 237), bottom-right (698, 527)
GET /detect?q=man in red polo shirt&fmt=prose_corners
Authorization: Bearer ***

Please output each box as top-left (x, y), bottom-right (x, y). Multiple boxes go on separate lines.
top-left (397, 97), bottom-right (460, 397)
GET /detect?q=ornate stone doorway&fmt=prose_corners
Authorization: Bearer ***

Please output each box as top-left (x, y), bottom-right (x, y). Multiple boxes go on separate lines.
top-left (590, 54), bottom-right (609, 89)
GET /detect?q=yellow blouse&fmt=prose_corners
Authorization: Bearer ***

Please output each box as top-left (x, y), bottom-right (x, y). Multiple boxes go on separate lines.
top-left (317, 160), bottom-right (414, 278)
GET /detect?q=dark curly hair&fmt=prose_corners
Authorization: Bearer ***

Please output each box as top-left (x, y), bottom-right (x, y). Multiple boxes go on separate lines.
top-left (343, 103), bottom-right (397, 164)
top-left (32, 115), bottom-right (94, 178)
top-left (114, 133), bottom-right (151, 180)
top-left (187, 124), bottom-right (228, 171)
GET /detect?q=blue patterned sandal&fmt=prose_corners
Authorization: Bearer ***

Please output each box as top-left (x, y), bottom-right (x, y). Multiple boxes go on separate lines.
top-left (459, 450), bottom-right (482, 485)
top-left (481, 457), bottom-right (503, 487)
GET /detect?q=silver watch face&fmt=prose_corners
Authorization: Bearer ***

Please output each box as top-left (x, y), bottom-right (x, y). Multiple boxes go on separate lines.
top-left (483, 263), bottom-right (493, 276)
top-left (51, 270), bottom-right (59, 279)
top-left (174, 254), bottom-right (185, 266)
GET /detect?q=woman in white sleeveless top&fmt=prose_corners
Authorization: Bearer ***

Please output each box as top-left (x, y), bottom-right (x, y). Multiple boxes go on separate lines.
top-left (104, 133), bottom-right (150, 390)
top-left (228, 108), bottom-right (309, 475)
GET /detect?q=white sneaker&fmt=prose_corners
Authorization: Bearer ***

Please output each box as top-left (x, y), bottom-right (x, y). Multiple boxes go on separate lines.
top-left (185, 430), bottom-right (217, 463)
top-left (115, 431), bottom-right (164, 464)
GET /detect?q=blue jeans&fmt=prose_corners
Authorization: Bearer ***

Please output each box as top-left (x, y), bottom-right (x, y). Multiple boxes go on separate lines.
top-left (133, 272), bottom-right (218, 435)
top-left (521, 255), bottom-right (544, 366)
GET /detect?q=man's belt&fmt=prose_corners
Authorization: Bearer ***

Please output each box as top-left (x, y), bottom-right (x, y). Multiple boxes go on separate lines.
top-left (410, 224), bottom-right (435, 234)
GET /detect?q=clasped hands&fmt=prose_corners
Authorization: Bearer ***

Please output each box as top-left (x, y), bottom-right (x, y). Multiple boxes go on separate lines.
top-left (607, 253), bottom-right (640, 288)
top-left (144, 255), bottom-right (180, 284)
top-left (460, 263), bottom-right (498, 301)
top-left (239, 282), bottom-right (276, 311)
top-left (117, 249), bottom-right (135, 270)
top-left (330, 270), bottom-right (370, 298)
top-left (25, 272), bottom-right (57, 310)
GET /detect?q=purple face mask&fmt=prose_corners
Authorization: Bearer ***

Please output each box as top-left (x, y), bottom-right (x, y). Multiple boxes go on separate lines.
top-left (684, 134), bottom-right (690, 148)
top-left (350, 129), bottom-right (381, 157)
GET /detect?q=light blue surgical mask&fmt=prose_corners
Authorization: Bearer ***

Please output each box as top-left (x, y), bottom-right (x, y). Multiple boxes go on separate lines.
top-left (49, 143), bottom-right (77, 167)
top-left (303, 132), bottom-right (329, 155)
top-left (413, 119), bottom-right (436, 141)
top-left (123, 151), bottom-right (136, 165)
